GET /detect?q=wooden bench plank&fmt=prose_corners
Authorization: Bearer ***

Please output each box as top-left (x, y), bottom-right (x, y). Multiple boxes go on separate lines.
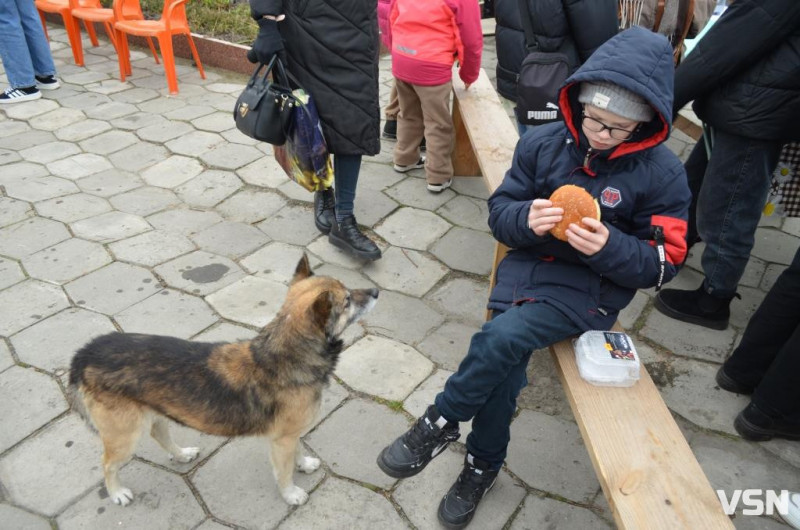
top-left (451, 68), bottom-right (733, 529)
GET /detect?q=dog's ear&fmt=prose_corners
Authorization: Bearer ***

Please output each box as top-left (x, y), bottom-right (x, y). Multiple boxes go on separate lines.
top-left (291, 253), bottom-right (313, 284)
top-left (312, 291), bottom-right (332, 330)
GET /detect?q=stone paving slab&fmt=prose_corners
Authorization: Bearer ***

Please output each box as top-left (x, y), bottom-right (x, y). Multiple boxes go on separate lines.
top-left (1, 29), bottom-right (798, 530)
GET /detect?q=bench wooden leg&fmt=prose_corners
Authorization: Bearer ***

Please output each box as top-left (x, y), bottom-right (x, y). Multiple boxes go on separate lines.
top-left (452, 97), bottom-right (482, 177)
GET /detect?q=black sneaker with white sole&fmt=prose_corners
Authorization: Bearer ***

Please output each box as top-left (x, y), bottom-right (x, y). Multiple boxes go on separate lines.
top-left (35, 75), bottom-right (60, 90)
top-left (377, 404), bottom-right (459, 478)
top-left (0, 86), bottom-right (41, 104)
top-left (438, 454), bottom-right (499, 529)
top-left (393, 156), bottom-right (426, 173)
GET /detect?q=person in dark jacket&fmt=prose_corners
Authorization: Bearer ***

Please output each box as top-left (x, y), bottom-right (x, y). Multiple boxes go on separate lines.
top-left (248, 0), bottom-right (382, 261)
top-left (377, 27), bottom-right (690, 529)
top-left (494, 0), bottom-right (618, 133)
top-left (654, 0), bottom-right (800, 330)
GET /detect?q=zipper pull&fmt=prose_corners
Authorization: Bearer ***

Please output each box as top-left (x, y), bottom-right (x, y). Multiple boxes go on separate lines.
top-left (583, 147), bottom-right (593, 168)
top-left (652, 225), bottom-right (666, 291)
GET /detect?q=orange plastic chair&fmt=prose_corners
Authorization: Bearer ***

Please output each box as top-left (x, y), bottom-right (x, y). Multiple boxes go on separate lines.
top-left (114, 0), bottom-right (205, 94)
top-left (69, 0), bottom-right (160, 76)
top-left (36, 0), bottom-right (103, 66)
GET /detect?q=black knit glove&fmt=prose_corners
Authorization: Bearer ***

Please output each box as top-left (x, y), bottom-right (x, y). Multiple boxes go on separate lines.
top-left (248, 18), bottom-right (284, 64)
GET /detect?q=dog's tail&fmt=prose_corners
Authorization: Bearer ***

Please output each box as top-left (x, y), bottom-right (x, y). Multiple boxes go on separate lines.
top-left (67, 382), bottom-right (98, 434)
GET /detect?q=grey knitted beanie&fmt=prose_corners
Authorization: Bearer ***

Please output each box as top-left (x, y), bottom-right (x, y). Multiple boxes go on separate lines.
top-left (578, 81), bottom-right (655, 122)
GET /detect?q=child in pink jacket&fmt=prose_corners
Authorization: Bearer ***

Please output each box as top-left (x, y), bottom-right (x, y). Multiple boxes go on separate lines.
top-left (387, 0), bottom-right (482, 192)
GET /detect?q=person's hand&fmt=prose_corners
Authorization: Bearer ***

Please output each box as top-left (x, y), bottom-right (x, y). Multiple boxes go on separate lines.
top-left (248, 18), bottom-right (284, 64)
top-left (527, 199), bottom-right (563, 236)
top-left (565, 217), bottom-right (609, 255)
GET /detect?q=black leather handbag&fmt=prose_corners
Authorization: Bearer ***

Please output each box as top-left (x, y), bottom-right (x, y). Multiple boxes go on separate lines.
top-left (234, 55), bottom-right (296, 145)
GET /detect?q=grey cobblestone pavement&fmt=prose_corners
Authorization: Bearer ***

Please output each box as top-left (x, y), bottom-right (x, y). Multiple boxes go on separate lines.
top-left (1, 28), bottom-right (798, 530)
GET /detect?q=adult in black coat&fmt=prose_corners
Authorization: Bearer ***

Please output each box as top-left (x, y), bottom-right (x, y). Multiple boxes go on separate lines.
top-left (655, 0), bottom-right (800, 330)
top-left (494, 0), bottom-right (617, 130)
top-left (249, 0), bottom-right (382, 261)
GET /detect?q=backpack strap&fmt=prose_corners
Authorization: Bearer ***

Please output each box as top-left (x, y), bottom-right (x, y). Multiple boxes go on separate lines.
top-left (517, 0), bottom-right (539, 52)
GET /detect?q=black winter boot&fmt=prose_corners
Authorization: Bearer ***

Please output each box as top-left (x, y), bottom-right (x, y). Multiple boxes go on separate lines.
top-left (734, 402), bottom-right (800, 442)
top-left (314, 188), bottom-right (335, 234)
top-left (438, 454), bottom-right (499, 529)
top-left (715, 365), bottom-right (755, 395)
top-left (382, 119), bottom-right (397, 140)
top-left (654, 284), bottom-right (737, 330)
top-left (377, 404), bottom-right (459, 478)
top-left (329, 215), bottom-right (381, 261)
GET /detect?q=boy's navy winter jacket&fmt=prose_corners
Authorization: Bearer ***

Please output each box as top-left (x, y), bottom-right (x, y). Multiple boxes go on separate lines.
top-left (488, 26), bottom-right (691, 331)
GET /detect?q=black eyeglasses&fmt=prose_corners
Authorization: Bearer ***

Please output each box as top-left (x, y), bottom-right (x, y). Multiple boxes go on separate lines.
top-left (581, 111), bottom-right (638, 141)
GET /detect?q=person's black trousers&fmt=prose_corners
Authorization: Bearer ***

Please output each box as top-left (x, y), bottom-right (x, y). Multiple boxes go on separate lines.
top-left (724, 246), bottom-right (800, 421)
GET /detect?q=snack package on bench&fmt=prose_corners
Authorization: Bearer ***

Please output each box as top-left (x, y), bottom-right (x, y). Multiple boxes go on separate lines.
top-left (574, 331), bottom-right (641, 387)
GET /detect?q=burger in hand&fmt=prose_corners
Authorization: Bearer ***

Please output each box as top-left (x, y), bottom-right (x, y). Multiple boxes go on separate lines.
top-left (547, 184), bottom-right (601, 241)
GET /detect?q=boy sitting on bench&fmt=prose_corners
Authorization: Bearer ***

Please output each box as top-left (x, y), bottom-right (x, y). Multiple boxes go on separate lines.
top-left (376, 26), bottom-right (691, 529)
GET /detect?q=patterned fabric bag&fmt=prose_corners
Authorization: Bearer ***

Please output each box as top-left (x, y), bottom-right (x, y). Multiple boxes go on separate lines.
top-left (764, 142), bottom-right (800, 217)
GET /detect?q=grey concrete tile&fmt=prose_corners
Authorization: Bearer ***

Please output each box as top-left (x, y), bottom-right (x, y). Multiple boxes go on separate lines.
top-left (147, 209), bottom-right (223, 236)
top-left (175, 169), bottom-right (243, 208)
top-left (0, 339), bottom-right (14, 373)
top-left (0, 147), bottom-right (21, 165)
top-left (155, 250), bottom-right (245, 296)
top-left (1, 98), bottom-right (59, 120)
top-left (191, 221), bottom-right (270, 259)
top-left (70, 211), bottom-right (151, 243)
top-left (363, 247), bottom-right (448, 297)
top-left (509, 494), bottom-right (610, 530)
top-left (0, 256), bottom-right (25, 290)
top-left (0, 365), bottom-right (68, 454)
top-left (430, 227), bottom-right (495, 275)
top-left (752, 228), bottom-right (799, 266)
top-left (641, 309), bottom-right (736, 363)
top-left (192, 436), bottom-right (322, 528)
top-left (53, 118), bottom-right (113, 142)
top-left (4, 175), bottom-right (79, 202)
top-left (0, 197), bottom-right (34, 228)
top-left (200, 142), bottom-right (264, 170)
top-left (28, 107), bottom-right (86, 132)
top-left (305, 398), bottom-right (408, 489)
top-left (216, 189), bottom-right (286, 224)
top-left (109, 186), bottom-right (180, 217)
top-left (83, 100), bottom-right (138, 120)
top-left (109, 229), bottom-right (196, 267)
top-left (426, 277), bottom-right (490, 325)
top-left (276, 179), bottom-right (315, 204)
top-left (134, 421), bottom-right (228, 473)
top-left (437, 194), bottom-right (492, 232)
top-left (284, 476), bottom-right (408, 529)
top-left (336, 335), bottom-right (433, 401)
top-left (417, 321), bottom-right (475, 371)
top-left (110, 86), bottom-right (160, 104)
top-left (77, 168), bottom-right (143, 197)
top-left (361, 290), bottom-right (444, 345)
top-left (451, 176), bottom-right (491, 200)
top-left (10, 307), bottom-right (114, 374)
top-left (206, 276), bottom-right (287, 328)
top-left (385, 176), bottom-right (456, 210)
top-left (107, 142), bottom-right (169, 173)
top-left (165, 130), bottom-right (226, 157)
top-left (22, 238), bottom-right (111, 284)
top-left (19, 141), bottom-right (81, 164)
top-left (58, 461), bottom-right (205, 530)
top-left (115, 289), bottom-right (217, 339)
top-left (47, 152), bottom-right (113, 180)
top-left (190, 111), bottom-right (236, 132)
top-left (0, 280), bottom-right (70, 335)
top-left (312, 263), bottom-right (377, 290)
top-left (141, 155), bottom-right (204, 188)
top-left (136, 119), bottom-right (195, 143)
top-left (65, 262), bottom-right (161, 315)
top-left (0, 504), bottom-right (51, 530)
top-left (0, 415), bottom-right (99, 516)
top-left (191, 322), bottom-right (257, 343)
top-left (240, 242), bottom-right (308, 284)
top-left (352, 186), bottom-right (400, 227)
top-left (506, 410), bottom-right (599, 503)
top-left (618, 290), bottom-right (649, 330)
top-left (162, 104), bottom-right (216, 121)
top-left (375, 207), bottom-right (451, 251)
top-left (0, 130), bottom-right (56, 151)
top-left (236, 155), bottom-right (292, 188)
top-left (78, 130), bottom-right (139, 155)
top-left (760, 263), bottom-right (787, 292)
top-left (256, 204), bottom-right (322, 246)
top-left (110, 111), bottom-right (167, 131)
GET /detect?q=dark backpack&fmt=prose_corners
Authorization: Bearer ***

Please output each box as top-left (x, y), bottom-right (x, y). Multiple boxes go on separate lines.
top-left (515, 51), bottom-right (570, 125)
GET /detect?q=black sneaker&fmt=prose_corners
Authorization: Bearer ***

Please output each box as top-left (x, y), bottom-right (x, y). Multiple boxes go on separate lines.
top-left (35, 75), bottom-right (60, 90)
top-left (654, 284), bottom-right (737, 330)
top-left (0, 86), bottom-right (41, 104)
top-left (734, 402), bottom-right (800, 442)
top-left (382, 119), bottom-right (397, 140)
top-left (715, 365), bottom-right (755, 395)
top-left (329, 214), bottom-right (381, 261)
top-left (377, 404), bottom-right (460, 478)
top-left (438, 454), bottom-right (499, 529)
top-left (313, 188), bottom-right (335, 234)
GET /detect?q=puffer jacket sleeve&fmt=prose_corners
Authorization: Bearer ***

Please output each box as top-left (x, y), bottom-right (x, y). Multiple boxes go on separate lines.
top-left (562, 0), bottom-right (618, 63)
top-left (673, 0), bottom-right (800, 114)
top-left (454, 0), bottom-right (483, 85)
top-left (581, 158), bottom-right (690, 289)
top-left (488, 133), bottom-right (553, 249)
top-left (250, 0), bottom-right (283, 19)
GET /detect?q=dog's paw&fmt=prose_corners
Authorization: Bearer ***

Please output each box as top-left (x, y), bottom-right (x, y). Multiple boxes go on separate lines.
top-left (172, 446), bottom-right (200, 463)
top-left (297, 456), bottom-right (320, 474)
top-left (110, 487), bottom-right (134, 506)
top-left (281, 485), bottom-right (309, 505)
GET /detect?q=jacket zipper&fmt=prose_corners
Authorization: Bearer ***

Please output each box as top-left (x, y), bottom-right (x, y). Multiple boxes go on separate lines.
top-left (583, 147), bottom-right (593, 168)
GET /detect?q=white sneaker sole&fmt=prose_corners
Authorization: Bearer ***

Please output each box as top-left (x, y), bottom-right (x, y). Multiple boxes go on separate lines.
top-left (0, 90), bottom-right (42, 104)
top-left (427, 180), bottom-right (452, 193)
top-left (36, 80), bottom-right (61, 91)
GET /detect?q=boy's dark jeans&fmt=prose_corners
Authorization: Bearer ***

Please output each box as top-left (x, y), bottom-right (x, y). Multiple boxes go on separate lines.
top-left (684, 129), bottom-right (782, 297)
top-left (434, 302), bottom-right (581, 466)
top-left (724, 247), bottom-right (800, 421)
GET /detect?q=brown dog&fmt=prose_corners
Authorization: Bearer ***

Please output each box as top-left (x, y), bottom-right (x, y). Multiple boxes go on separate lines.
top-left (68, 254), bottom-right (378, 506)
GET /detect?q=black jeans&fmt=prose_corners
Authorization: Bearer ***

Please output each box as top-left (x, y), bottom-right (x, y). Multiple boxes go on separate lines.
top-left (724, 246), bottom-right (800, 421)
